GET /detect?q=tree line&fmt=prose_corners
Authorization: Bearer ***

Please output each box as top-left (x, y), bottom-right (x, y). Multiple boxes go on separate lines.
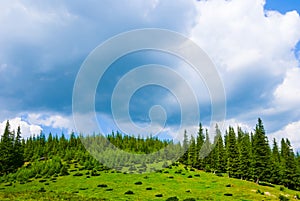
top-left (0, 118), bottom-right (299, 190)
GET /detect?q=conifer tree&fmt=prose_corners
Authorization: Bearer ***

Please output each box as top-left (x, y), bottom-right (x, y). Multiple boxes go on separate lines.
top-left (196, 123), bottom-right (205, 169)
top-left (270, 138), bottom-right (281, 184)
top-left (281, 138), bottom-right (298, 189)
top-left (0, 121), bottom-right (15, 174)
top-left (252, 118), bottom-right (271, 183)
top-left (14, 126), bottom-right (24, 169)
top-left (226, 126), bottom-right (239, 178)
top-left (238, 132), bottom-right (251, 180)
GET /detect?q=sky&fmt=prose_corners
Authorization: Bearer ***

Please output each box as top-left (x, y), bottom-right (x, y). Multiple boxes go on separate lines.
top-left (0, 0), bottom-right (300, 150)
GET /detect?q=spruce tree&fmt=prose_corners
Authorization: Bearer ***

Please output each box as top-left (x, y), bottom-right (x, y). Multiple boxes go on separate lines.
top-left (270, 138), bottom-right (281, 184)
top-left (238, 132), bottom-right (251, 180)
top-left (14, 126), bottom-right (24, 169)
top-left (226, 126), bottom-right (239, 178)
top-left (196, 123), bottom-right (205, 169)
top-left (281, 138), bottom-right (298, 189)
top-left (211, 124), bottom-right (225, 173)
top-left (0, 121), bottom-right (15, 174)
top-left (252, 118), bottom-right (271, 183)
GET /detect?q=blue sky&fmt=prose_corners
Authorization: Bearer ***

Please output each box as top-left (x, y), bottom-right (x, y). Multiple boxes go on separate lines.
top-left (0, 0), bottom-right (300, 150)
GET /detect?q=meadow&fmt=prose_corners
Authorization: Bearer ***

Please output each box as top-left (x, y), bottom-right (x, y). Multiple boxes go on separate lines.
top-left (0, 163), bottom-right (299, 201)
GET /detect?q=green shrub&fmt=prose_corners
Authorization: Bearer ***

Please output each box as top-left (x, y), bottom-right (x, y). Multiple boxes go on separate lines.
top-left (134, 181), bottom-right (142, 185)
top-left (73, 172), bottom-right (83, 176)
top-left (194, 174), bottom-right (200, 177)
top-left (224, 193), bottom-right (233, 196)
top-left (38, 187), bottom-right (46, 192)
top-left (125, 190), bottom-right (134, 194)
top-left (280, 186), bottom-right (285, 191)
top-left (106, 188), bottom-right (113, 191)
top-left (97, 184), bottom-right (108, 188)
top-left (146, 187), bottom-right (152, 190)
top-left (183, 198), bottom-right (196, 201)
top-left (155, 194), bottom-right (163, 197)
top-left (279, 194), bottom-right (290, 201)
top-left (166, 196), bottom-right (179, 201)
top-left (256, 189), bottom-right (264, 195)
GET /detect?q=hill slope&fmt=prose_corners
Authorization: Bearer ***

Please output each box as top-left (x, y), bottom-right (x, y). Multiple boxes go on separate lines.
top-left (0, 164), bottom-right (298, 201)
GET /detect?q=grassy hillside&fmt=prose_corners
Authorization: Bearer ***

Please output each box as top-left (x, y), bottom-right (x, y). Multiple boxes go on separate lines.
top-left (0, 163), bottom-right (298, 201)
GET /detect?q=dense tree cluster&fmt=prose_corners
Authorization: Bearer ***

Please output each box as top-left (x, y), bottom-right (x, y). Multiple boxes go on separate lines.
top-left (180, 118), bottom-right (300, 190)
top-left (0, 118), bottom-right (299, 190)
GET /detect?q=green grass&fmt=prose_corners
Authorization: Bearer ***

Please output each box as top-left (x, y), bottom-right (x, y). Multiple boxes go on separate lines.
top-left (0, 165), bottom-right (299, 200)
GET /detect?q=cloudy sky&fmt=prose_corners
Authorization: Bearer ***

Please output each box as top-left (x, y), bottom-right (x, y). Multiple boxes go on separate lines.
top-left (0, 0), bottom-right (300, 150)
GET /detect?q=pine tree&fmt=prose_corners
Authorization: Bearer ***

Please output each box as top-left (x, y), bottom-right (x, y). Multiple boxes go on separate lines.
top-left (14, 126), bottom-right (24, 169)
top-left (179, 130), bottom-right (189, 165)
top-left (238, 132), bottom-right (251, 180)
top-left (187, 135), bottom-right (197, 167)
top-left (270, 138), bottom-right (281, 184)
top-left (226, 126), bottom-right (239, 178)
top-left (281, 138), bottom-right (298, 189)
top-left (252, 118), bottom-right (271, 183)
top-left (0, 121), bottom-right (15, 174)
top-left (211, 124), bottom-right (225, 173)
top-left (196, 123), bottom-right (205, 169)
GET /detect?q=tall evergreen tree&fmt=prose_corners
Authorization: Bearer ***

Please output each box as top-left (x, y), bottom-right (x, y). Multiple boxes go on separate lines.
top-left (238, 131), bottom-right (251, 180)
top-left (226, 126), bottom-right (239, 178)
top-left (196, 123), bottom-right (205, 169)
top-left (211, 124), bottom-right (225, 173)
top-left (252, 118), bottom-right (271, 183)
top-left (280, 138), bottom-right (298, 189)
top-left (270, 138), bottom-right (281, 184)
top-left (14, 126), bottom-right (24, 169)
top-left (0, 121), bottom-right (15, 174)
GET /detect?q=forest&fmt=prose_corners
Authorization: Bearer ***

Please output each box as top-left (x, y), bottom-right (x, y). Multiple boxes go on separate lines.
top-left (0, 118), bottom-right (299, 192)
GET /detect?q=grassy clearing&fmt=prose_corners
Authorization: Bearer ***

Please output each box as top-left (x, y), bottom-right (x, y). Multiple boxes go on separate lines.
top-left (0, 165), bottom-right (299, 200)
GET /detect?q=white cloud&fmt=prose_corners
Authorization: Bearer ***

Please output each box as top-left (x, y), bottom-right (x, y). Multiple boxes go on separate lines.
top-left (273, 67), bottom-right (300, 111)
top-left (190, 0), bottom-right (300, 95)
top-left (269, 120), bottom-right (300, 151)
top-left (26, 113), bottom-right (74, 134)
top-left (0, 117), bottom-right (42, 139)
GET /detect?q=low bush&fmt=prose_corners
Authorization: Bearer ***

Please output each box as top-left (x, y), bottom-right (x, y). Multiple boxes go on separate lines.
top-left (256, 189), bottom-right (264, 195)
top-left (73, 173), bottom-right (83, 176)
top-left (106, 188), bottom-right (113, 191)
top-left (146, 187), bottom-right (152, 190)
top-left (194, 174), bottom-right (200, 177)
top-left (38, 187), bottom-right (46, 192)
top-left (183, 198), bottom-right (196, 201)
top-left (279, 194), bottom-right (290, 201)
top-left (97, 184), bottom-right (108, 188)
top-left (224, 193), bottom-right (233, 196)
top-left (134, 181), bottom-right (142, 185)
top-left (125, 190), bottom-right (134, 195)
top-left (166, 196), bottom-right (179, 201)
top-left (4, 183), bottom-right (12, 186)
top-left (155, 194), bottom-right (163, 197)
top-left (39, 179), bottom-right (47, 183)
top-left (187, 175), bottom-right (193, 178)
top-left (168, 176), bottom-right (174, 179)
